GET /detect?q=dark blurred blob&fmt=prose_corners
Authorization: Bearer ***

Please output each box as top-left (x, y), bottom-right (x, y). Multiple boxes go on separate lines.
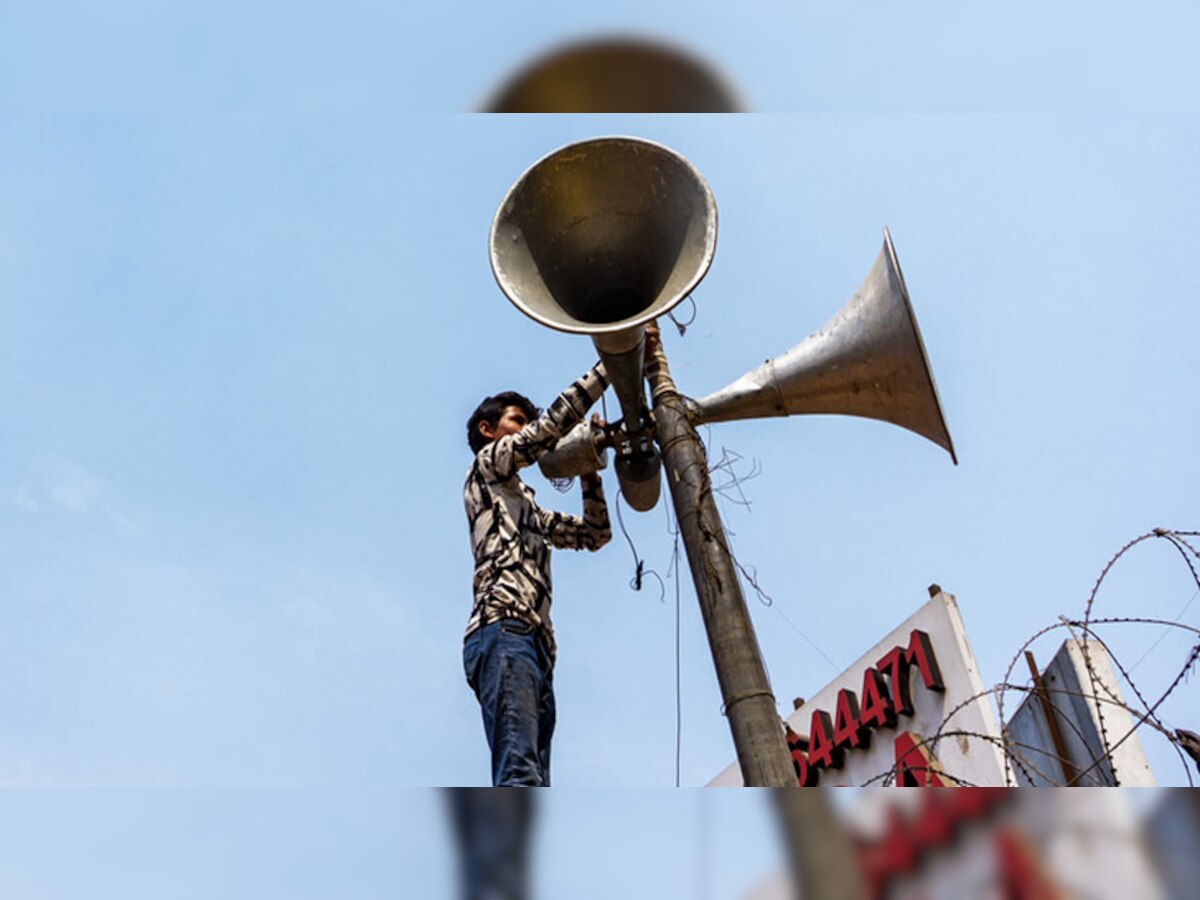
top-left (1176, 729), bottom-right (1200, 774)
top-left (444, 789), bottom-right (536, 900)
top-left (481, 36), bottom-right (743, 113)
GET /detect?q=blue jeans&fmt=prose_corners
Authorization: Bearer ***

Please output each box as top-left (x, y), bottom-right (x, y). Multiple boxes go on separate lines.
top-left (445, 788), bottom-right (534, 899)
top-left (463, 619), bottom-right (555, 787)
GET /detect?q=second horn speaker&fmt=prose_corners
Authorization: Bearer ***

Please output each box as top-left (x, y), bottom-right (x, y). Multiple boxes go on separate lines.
top-left (687, 228), bottom-right (957, 464)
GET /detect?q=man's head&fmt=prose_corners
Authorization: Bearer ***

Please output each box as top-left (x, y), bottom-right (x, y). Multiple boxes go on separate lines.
top-left (467, 391), bottom-right (540, 454)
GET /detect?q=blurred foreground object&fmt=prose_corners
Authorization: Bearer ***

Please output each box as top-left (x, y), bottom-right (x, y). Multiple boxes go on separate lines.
top-left (774, 789), bottom-right (867, 900)
top-left (751, 789), bottom-right (1197, 900)
top-left (1145, 790), bottom-right (1200, 900)
top-left (482, 36), bottom-right (743, 112)
top-left (444, 788), bottom-right (535, 900)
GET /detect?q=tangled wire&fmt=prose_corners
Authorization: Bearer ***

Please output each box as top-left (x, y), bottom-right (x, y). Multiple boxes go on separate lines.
top-left (862, 529), bottom-right (1200, 787)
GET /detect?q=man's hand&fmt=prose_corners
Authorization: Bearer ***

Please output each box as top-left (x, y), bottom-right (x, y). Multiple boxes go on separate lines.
top-left (581, 416), bottom-right (606, 489)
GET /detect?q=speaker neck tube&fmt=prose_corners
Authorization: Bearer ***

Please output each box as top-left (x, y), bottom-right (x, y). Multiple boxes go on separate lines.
top-left (591, 330), bottom-right (648, 428)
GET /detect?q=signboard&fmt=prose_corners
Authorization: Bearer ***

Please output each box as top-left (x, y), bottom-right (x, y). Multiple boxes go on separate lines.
top-left (1005, 639), bottom-right (1155, 786)
top-left (709, 589), bottom-right (1009, 787)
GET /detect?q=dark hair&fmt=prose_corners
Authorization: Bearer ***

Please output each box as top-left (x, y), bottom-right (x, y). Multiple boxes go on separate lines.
top-left (466, 391), bottom-right (540, 454)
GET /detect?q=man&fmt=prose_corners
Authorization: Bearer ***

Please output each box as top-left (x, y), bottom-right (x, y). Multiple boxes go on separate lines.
top-left (462, 363), bottom-right (612, 785)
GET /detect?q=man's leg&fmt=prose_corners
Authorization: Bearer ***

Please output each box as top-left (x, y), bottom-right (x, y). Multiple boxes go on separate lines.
top-left (466, 620), bottom-right (547, 787)
top-left (536, 645), bottom-right (556, 787)
top-left (445, 788), bottom-right (535, 900)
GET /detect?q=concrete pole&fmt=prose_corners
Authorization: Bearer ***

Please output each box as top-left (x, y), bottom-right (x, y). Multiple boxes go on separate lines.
top-left (773, 790), bottom-right (868, 900)
top-left (645, 332), bottom-right (796, 787)
top-left (645, 327), bottom-right (868, 896)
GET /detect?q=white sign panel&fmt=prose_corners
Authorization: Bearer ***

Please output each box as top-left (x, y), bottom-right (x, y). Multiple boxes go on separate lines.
top-left (709, 590), bottom-right (1009, 787)
top-left (1006, 639), bottom-right (1155, 786)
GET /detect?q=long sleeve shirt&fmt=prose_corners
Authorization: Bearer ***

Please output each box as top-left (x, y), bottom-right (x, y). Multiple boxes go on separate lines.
top-left (463, 364), bottom-right (612, 663)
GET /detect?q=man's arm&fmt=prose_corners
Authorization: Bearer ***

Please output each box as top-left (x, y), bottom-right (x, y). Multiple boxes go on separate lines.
top-left (536, 471), bottom-right (612, 551)
top-left (478, 363), bottom-right (607, 481)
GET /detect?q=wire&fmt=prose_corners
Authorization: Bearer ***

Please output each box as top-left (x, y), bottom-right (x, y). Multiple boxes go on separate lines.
top-left (668, 294), bottom-right (697, 336)
top-left (612, 491), bottom-right (665, 602)
top-left (857, 528), bottom-right (1200, 788)
top-left (1130, 590), bottom-right (1200, 673)
top-left (674, 525), bottom-right (683, 787)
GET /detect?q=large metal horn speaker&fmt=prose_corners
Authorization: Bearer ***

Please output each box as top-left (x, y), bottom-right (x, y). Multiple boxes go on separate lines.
top-left (688, 228), bottom-right (957, 464)
top-left (490, 136), bottom-right (718, 508)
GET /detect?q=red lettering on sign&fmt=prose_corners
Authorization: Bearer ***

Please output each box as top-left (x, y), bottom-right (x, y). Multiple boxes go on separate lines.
top-left (893, 731), bottom-right (947, 787)
top-left (858, 667), bottom-right (897, 730)
top-left (833, 688), bottom-right (871, 750)
top-left (778, 631), bottom-right (949, 785)
top-left (875, 646), bottom-right (914, 716)
top-left (785, 728), bottom-right (819, 786)
top-left (807, 709), bottom-right (843, 770)
top-left (791, 746), bottom-right (819, 787)
top-left (905, 629), bottom-right (946, 693)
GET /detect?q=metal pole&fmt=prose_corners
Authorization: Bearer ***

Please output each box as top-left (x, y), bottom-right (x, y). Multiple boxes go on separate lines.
top-left (1024, 650), bottom-right (1081, 785)
top-left (646, 328), bottom-right (868, 897)
top-left (645, 331), bottom-right (796, 787)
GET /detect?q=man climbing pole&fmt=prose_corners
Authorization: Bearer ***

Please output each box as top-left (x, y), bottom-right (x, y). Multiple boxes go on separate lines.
top-left (461, 364), bottom-right (612, 786)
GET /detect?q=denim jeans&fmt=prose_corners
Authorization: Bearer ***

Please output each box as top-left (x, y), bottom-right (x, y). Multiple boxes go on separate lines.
top-left (463, 619), bottom-right (555, 787)
top-left (445, 788), bottom-right (534, 900)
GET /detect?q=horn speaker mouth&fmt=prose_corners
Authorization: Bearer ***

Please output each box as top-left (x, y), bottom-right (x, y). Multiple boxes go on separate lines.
top-left (489, 136), bottom-right (717, 335)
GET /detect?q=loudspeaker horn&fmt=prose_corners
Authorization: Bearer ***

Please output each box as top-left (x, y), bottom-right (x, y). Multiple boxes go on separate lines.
top-left (490, 136), bottom-right (718, 508)
top-left (687, 228), bottom-right (957, 464)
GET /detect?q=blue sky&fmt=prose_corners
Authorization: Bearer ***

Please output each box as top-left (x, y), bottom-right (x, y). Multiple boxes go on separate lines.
top-left (3, 3), bottom-right (1200, 112)
top-left (2, 115), bottom-right (1196, 793)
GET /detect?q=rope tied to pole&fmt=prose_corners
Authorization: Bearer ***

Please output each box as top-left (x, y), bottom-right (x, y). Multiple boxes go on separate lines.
top-left (720, 688), bottom-right (778, 717)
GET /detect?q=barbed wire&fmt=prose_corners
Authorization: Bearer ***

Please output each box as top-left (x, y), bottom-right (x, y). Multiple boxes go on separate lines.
top-left (1069, 638), bottom-right (1199, 788)
top-left (858, 528), bottom-right (1200, 788)
top-left (1069, 528), bottom-right (1198, 786)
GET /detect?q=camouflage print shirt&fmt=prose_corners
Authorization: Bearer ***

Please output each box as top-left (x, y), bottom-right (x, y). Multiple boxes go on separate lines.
top-left (463, 364), bottom-right (612, 663)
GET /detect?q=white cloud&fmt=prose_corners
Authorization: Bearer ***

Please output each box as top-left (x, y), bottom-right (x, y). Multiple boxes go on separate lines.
top-left (47, 458), bottom-right (104, 515)
top-left (10, 456), bottom-right (142, 534)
